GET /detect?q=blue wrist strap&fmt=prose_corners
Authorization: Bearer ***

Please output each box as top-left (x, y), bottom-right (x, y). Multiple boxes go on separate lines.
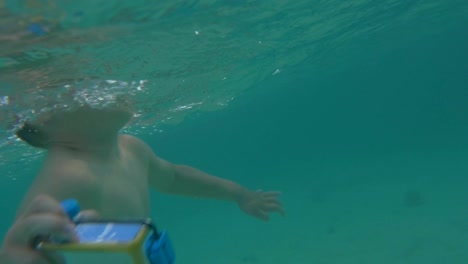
top-left (61, 199), bottom-right (80, 220)
top-left (145, 231), bottom-right (175, 264)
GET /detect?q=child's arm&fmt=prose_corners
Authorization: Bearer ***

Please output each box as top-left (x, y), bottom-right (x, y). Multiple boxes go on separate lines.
top-left (141, 142), bottom-right (285, 221)
top-left (154, 161), bottom-right (247, 202)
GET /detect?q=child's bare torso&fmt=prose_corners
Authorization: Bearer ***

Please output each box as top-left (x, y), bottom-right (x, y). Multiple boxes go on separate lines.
top-left (18, 135), bottom-right (151, 218)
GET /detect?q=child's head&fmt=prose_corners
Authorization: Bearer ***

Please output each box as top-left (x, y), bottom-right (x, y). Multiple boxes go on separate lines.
top-left (15, 105), bottom-right (134, 149)
top-left (15, 122), bottom-right (49, 149)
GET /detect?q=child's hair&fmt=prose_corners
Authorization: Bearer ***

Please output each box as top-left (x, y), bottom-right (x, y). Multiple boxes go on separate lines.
top-left (15, 122), bottom-right (49, 149)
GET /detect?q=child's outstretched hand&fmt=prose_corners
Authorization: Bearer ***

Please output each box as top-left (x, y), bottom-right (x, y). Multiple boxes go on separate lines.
top-left (237, 190), bottom-right (285, 221)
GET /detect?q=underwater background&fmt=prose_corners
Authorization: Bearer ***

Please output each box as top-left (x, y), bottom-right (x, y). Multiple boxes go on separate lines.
top-left (1, 0), bottom-right (468, 263)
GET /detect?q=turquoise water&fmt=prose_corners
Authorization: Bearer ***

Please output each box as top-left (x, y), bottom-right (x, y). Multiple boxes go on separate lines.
top-left (1, 0), bottom-right (468, 263)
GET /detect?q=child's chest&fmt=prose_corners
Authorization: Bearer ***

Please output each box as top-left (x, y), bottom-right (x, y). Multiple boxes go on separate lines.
top-left (46, 152), bottom-right (150, 219)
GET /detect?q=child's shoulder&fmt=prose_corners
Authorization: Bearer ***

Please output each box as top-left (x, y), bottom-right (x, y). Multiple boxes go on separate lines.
top-left (118, 134), bottom-right (151, 152)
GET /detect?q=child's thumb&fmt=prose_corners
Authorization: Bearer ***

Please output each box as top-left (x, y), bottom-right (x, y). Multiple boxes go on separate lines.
top-left (74, 210), bottom-right (100, 221)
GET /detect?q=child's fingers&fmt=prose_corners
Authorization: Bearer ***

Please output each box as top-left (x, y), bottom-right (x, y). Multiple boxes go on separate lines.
top-left (254, 209), bottom-right (270, 222)
top-left (262, 191), bottom-right (282, 198)
top-left (265, 196), bottom-right (283, 205)
top-left (21, 195), bottom-right (68, 219)
top-left (263, 203), bottom-right (286, 216)
top-left (75, 210), bottom-right (100, 221)
top-left (13, 214), bottom-right (77, 246)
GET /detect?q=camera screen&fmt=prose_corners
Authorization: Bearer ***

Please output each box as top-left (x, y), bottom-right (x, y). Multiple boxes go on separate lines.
top-left (75, 222), bottom-right (144, 243)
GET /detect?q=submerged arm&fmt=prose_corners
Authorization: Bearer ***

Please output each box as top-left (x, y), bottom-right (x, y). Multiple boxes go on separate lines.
top-left (138, 138), bottom-right (285, 221)
top-left (148, 154), bottom-right (248, 203)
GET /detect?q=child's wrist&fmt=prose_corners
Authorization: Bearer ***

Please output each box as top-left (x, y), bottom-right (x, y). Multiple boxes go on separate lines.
top-left (232, 185), bottom-right (253, 205)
